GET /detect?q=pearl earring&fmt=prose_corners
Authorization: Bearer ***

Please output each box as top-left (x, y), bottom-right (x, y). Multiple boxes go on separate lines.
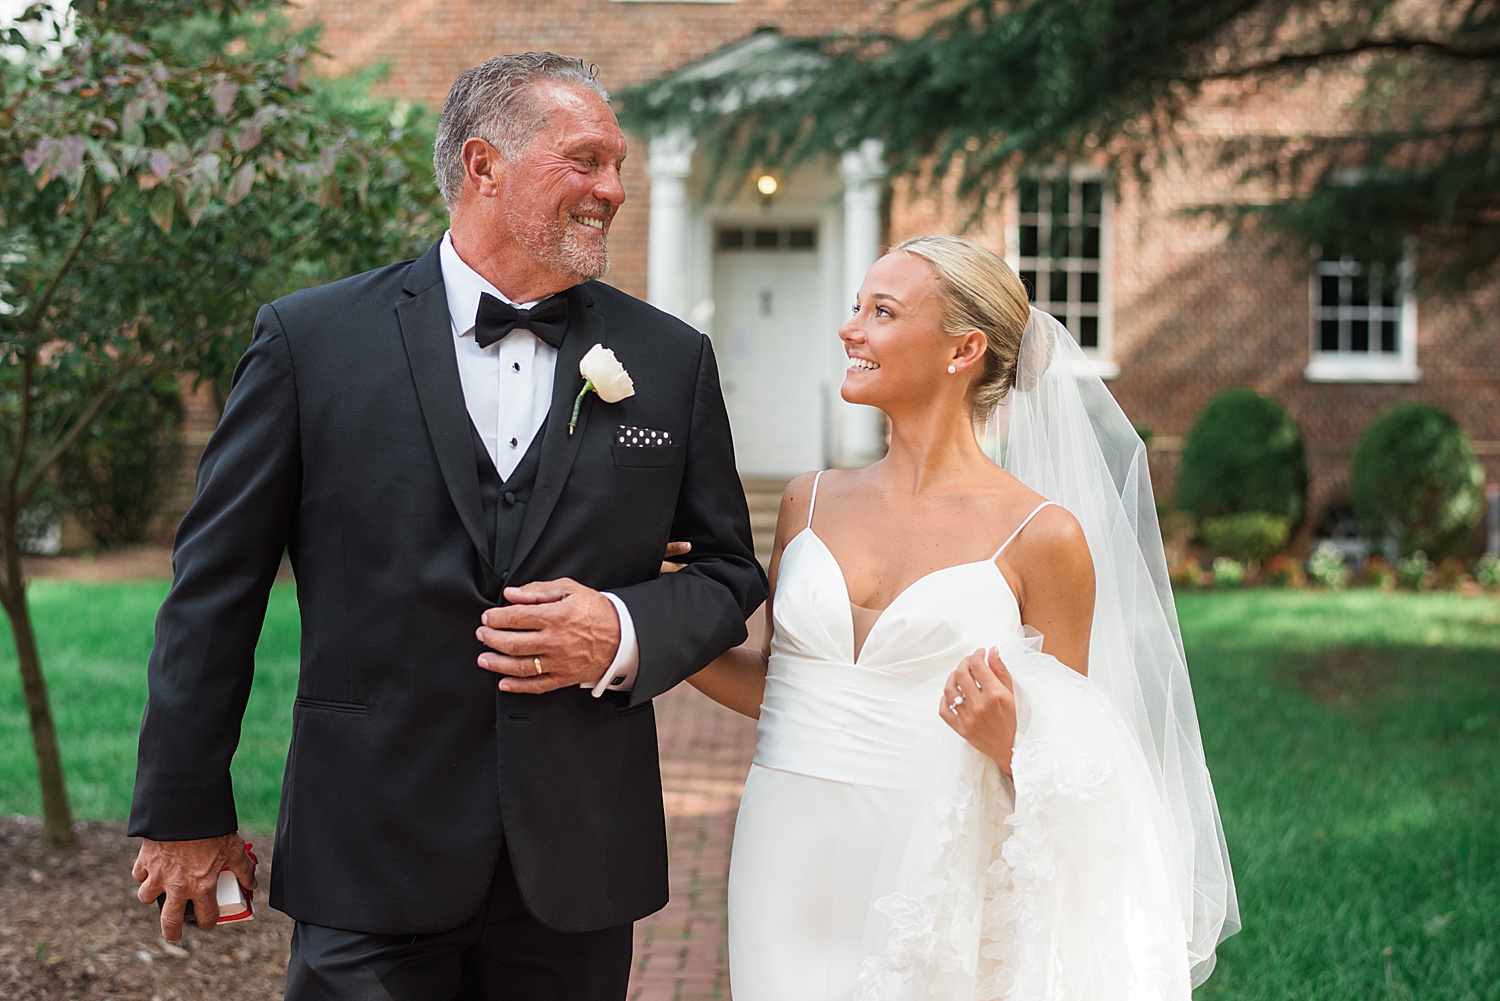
top-left (947, 364), bottom-right (958, 374)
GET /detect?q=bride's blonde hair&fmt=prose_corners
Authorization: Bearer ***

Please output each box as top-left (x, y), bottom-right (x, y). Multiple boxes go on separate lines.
top-left (891, 236), bottom-right (1031, 417)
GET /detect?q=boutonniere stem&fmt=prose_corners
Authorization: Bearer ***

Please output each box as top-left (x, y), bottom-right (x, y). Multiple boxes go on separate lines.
top-left (571, 344), bottom-right (636, 434)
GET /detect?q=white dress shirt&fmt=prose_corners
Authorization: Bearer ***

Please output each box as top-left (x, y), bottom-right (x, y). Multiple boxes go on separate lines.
top-left (439, 231), bottom-right (638, 695)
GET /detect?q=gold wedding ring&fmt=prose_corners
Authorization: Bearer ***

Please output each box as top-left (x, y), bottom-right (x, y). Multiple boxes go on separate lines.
top-left (534, 657), bottom-right (543, 676)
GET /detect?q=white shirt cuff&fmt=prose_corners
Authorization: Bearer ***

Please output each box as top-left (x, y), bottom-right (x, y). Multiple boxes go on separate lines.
top-left (585, 591), bottom-right (639, 697)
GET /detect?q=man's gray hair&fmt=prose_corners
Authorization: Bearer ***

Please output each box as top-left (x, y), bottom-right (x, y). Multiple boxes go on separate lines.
top-left (433, 52), bottom-right (610, 209)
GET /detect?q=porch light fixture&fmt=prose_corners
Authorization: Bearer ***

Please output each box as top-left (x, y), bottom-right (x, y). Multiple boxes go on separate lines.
top-left (756, 174), bottom-right (779, 196)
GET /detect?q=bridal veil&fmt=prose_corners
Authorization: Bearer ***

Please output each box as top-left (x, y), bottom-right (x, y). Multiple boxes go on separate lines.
top-left (994, 308), bottom-right (1239, 983)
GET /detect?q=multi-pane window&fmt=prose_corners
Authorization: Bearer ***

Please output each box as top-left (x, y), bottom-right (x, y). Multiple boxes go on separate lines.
top-left (1304, 251), bottom-right (1419, 382)
top-left (1016, 176), bottom-right (1107, 351)
top-left (717, 226), bottom-right (817, 252)
top-left (1313, 257), bottom-right (1404, 356)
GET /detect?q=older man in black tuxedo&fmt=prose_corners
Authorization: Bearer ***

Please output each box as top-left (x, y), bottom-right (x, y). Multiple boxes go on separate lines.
top-left (128, 52), bottom-right (766, 1000)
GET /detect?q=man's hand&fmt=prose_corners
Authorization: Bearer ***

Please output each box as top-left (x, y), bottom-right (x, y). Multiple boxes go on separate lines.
top-left (477, 578), bottom-right (621, 693)
top-left (133, 833), bottom-right (257, 942)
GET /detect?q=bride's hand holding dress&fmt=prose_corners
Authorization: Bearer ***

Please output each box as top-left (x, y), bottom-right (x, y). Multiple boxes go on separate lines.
top-left (941, 647), bottom-right (1019, 775)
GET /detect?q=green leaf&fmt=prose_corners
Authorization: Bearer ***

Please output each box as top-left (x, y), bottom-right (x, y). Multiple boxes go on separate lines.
top-left (84, 138), bottom-right (120, 184)
top-left (148, 183), bottom-right (174, 234)
top-left (225, 160), bottom-right (255, 205)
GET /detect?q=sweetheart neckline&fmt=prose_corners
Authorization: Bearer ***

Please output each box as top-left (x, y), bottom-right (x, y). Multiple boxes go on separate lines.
top-left (788, 527), bottom-right (1020, 664)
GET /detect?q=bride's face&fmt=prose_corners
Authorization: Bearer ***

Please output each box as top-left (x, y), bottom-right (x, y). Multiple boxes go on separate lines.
top-left (839, 252), bottom-right (970, 411)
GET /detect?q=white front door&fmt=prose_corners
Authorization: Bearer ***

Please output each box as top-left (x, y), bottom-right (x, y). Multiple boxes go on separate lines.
top-left (713, 225), bottom-right (827, 477)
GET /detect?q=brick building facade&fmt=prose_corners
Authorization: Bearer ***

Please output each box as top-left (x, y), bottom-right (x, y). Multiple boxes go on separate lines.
top-left (156, 0), bottom-right (1497, 552)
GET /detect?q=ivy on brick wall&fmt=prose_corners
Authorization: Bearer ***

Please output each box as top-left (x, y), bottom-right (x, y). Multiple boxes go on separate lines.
top-left (621, 0), bottom-right (1500, 288)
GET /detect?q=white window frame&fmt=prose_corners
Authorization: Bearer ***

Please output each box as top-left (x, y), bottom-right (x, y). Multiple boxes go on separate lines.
top-left (1008, 166), bottom-right (1117, 379)
top-left (1305, 243), bottom-right (1420, 383)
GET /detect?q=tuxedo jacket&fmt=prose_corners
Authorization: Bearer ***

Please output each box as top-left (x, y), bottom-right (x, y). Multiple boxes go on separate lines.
top-left (128, 242), bottom-right (768, 934)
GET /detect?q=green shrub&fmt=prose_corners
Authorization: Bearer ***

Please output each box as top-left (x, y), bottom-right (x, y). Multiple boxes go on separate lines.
top-left (1362, 555), bottom-right (1398, 590)
top-left (56, 374), bottom-right (183, 546)
top-left (1352, 403), bottom-right (1484, 560)
top-left (1397, 551), bottom-right (1434, 590)
top-left (1201, 511), bottom-right (1290, 563)
top-left (1176, 388), bottom-right (1307, 527)
top-left (1307, 542), bottom-right (1350, 589)
top-left (1475, 554), bottom-right (1500, 587)
top-left (1211, 556), bottom-right (1246, 587)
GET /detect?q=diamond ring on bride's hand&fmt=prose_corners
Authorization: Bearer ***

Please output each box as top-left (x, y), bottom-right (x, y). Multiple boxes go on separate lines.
top-left (948, 694), bottom-right (965, 713)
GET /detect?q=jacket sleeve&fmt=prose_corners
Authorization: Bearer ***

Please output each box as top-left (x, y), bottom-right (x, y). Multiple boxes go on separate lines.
top-left (611, 335), bottom-right (769, 705)
top-left (127, 305), bottom-right (301, 840)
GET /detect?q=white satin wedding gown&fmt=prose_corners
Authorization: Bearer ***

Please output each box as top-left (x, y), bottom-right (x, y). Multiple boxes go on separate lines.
top-left (727, 471), bottom-right (1194, 1001)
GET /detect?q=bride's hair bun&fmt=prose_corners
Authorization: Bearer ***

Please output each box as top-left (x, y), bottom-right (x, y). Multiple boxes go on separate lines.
top-left (891, 236), bottom-right (1030, 417)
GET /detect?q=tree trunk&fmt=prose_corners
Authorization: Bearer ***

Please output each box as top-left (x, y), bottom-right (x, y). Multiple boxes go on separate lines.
top-left (0, 521), bottom-right (76, 849)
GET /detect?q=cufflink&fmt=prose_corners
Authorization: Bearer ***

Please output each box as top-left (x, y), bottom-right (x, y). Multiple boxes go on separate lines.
top-left (611, 676), bottom-right (625, 685)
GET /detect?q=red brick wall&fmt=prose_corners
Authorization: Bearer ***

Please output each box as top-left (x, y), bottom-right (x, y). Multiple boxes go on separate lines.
top-left (292, 0), bottom-right (892, 302)
top-left (191, 1), bottom-right (1488, 554)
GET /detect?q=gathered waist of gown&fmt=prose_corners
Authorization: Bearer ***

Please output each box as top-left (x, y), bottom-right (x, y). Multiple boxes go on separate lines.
top-left (752, 650), bottom-right (952, 789)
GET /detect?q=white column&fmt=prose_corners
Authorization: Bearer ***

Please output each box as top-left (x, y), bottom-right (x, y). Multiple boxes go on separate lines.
top-left (646, 128), bottom-right (695, 321)
top-left (836, 139), bottom-right (887, 467)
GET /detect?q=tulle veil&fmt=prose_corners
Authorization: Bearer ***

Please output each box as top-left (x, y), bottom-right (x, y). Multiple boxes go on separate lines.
top-left (988, 308), bottom-right (1239, 983)
top-left (857, 308), bottom-right (1238, 997)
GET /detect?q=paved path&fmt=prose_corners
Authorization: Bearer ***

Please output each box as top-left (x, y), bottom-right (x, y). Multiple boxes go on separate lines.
top-left (628, 681), bottom-right (758, 1001)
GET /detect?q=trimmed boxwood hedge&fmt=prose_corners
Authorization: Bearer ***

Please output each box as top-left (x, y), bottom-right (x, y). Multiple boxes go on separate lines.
top-left (1352, 403), bottom-right (1484, 560)
top-left (1176, 389), bottom-right (1307, 527)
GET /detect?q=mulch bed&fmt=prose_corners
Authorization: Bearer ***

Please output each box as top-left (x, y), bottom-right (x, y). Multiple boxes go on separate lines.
top-left (0, 816), bottom-right (291, 1001)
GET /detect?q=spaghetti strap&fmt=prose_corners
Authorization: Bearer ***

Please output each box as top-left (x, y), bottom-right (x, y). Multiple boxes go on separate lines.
top-left (993, 501), bottom-right (1057, 559)
top-left (807, 470), bottom-right (826, 530)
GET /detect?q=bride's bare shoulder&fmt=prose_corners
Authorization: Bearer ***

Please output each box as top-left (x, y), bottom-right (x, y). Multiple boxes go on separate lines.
top-left (1002, 501), bottom-right (1093, 585)
top-left (778, 471), bottom-right (819, 520)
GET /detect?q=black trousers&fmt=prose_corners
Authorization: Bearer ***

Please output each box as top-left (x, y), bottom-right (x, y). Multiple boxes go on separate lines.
top-left (284, 846), bottom-right (633, 1001)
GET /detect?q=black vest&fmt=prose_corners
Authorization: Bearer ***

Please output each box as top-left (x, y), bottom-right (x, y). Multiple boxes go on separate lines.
top-left (471, 419), bottom-right (546, 591)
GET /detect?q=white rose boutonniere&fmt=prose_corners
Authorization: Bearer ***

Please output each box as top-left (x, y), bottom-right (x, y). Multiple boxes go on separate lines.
top-left (571, 343), bottom-right (636, 434)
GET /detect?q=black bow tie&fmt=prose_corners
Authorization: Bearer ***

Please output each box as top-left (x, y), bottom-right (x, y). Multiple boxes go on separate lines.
top-left (473, 292), bottom-right (570, 350)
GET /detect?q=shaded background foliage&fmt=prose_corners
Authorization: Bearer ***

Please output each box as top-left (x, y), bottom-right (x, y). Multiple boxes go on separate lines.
top-left (55, 372), bottom-right (182, 546)
top-left (1177, 388), bottom-right (1309, 528)
top-left (0, 0), bottom-right (443, 845)
top-left (1353, 402), bottom-right (1486, 560)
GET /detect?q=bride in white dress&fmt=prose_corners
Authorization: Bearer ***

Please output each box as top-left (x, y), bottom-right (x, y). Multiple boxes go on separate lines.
top-left (690, 236), bottom-right (1239, 1000)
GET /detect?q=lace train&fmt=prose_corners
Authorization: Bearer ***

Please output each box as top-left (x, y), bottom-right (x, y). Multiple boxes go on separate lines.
top-left (858, 636), bottom-right (1191, 1001)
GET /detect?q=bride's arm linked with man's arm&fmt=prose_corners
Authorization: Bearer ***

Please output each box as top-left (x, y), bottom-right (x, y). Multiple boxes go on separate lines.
top-left (684, 471), bottom-right (822, 719)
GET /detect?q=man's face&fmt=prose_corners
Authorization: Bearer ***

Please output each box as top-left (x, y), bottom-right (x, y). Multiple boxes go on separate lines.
top-left (499, 81), bottom-right (628, 284)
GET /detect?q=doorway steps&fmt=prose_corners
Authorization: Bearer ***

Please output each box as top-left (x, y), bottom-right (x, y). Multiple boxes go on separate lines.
top-left (740, 477), bottom-right (791, 569)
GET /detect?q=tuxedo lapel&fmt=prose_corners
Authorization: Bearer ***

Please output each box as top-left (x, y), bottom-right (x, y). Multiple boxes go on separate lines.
top-left (396, 246), bottom-right (499, 587)
top-left (509, 284), bottom-right (603, 576)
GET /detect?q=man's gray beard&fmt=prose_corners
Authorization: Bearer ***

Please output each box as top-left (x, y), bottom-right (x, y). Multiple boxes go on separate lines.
top-left (508, 206), bottom-right (609, 283)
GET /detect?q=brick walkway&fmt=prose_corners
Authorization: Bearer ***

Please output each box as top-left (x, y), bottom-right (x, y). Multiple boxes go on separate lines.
top-left (627, 682), bottom-right (758, 1001)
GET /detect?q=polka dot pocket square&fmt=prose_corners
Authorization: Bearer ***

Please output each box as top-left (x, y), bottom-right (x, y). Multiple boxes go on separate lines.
top-left (616, 425), bottom-right (672, 448)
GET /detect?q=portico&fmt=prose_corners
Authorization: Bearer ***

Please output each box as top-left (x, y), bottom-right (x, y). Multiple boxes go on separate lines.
top-left (640, 38), bottom-right (888, 476)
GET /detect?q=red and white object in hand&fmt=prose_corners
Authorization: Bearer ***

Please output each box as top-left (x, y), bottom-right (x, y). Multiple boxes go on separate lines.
top-left (156, 842), bottom-right (258, 924)
top-left (215, 842), bottom-right (257, 923)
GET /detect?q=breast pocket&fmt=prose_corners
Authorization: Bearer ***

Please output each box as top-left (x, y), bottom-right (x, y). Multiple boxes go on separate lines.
top-left (611, 443), bottom-right (681, 469)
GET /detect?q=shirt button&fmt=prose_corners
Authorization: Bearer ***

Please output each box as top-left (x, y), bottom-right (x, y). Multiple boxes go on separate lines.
top-left (503, 491), bottom-right (516, 506)
top-left (510, 437), bottom-right (519, 448)
top-left (512, 362), bottom-right (521, 372)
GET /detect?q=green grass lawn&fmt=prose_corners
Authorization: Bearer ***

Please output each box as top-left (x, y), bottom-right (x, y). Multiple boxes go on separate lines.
top-left (1, 583), bottom-right (1497, 998)
top-left (0, 580), bottom-right (300, 830)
